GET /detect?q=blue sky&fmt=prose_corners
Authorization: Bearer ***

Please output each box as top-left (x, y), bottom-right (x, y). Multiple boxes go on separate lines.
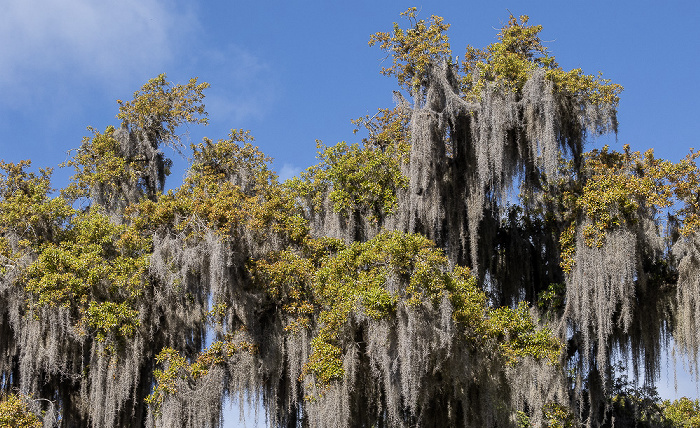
top-left (2, 0), bottom-right (699, 425)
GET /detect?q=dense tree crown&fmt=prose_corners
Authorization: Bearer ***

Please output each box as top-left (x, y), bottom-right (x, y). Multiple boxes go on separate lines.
top-left (2, 9), bottom-right (700, 427)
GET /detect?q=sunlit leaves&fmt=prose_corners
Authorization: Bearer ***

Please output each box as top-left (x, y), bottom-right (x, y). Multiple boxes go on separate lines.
top-left (147, 334), bottom-right (258, 415)
top-left (25, 209), bottom-right (149, 342)
top-left (662, 397), bottom-right (700, 427)
top-left (369, 7), bottom-right (451, 93)
top-left (116, 73), bottom-right (209, 149)
top-left (291, 140), bottom-right (408, 223)
top-left (370, 10), bottom-right (622, 119)
top-left (558, 145), bottom-right (676, 272)
top-left (254, 231), bottom-right (560, 388)
top-left (462, 14), bottom-right (623, 108)
top-left (127, 132), bottom-right (309, 246)
top-left (0, 161), bottom-right (73, 250)
top-left (0, 393), bottom-right (42, 428)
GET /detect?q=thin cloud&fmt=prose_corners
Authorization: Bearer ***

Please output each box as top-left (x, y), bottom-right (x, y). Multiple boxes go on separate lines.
top-left (0, 0), bottom-right (194, 105)
top-left (0, 0), bottom-right (279, 161)
top-left (277, 163), bottom-right (301, 182)
top-left (197, 45), bottom-right (279, 125)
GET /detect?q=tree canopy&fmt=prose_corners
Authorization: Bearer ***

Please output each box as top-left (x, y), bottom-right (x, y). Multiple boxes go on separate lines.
top-left (2, 9), bottom-right (700, 428)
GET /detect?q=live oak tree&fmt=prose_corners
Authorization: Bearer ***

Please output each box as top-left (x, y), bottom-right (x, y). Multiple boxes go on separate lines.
top-left (2, 9), bottom-right (700, 428)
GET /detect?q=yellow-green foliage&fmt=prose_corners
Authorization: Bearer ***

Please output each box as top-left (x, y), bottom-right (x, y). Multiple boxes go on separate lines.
top-left (463, 14), bottom-right (550, 95)
top-left (537, 283), bottom-right (566, 316)
top-left (290, 106), bottom-right (410, 226)
top-left (0, 161), bottom-right (73, 251)
top-left (0, 393), bottom-right (42, 428)
top-left (663, 397), bottom-right (700, 427)
top-left (147, 335), bottom-right (257, 414)
top-left (659, 150), bottom-right (700, 236)
top-left (555, 145), bottom-right (700, 273)
top-left (64, 126), bottom-right (171, 200)
top-left (290, 141), bottom-right (408, 222)
top-left (517, 402), bottom-right (577, 428)
top-left (256, 231), bottom-right (560, 387)
top-left (462, 15), bottom-right (622, 107)
top-left (559, 145), bottom-right (675, 272)
top-left (371, 9), bottom-right (622, 112)
top-left (369, 7), bottom-right (451, 93)
top-left (116, 74), bottom-right (209, 146)
top-left (541, 402), bottom-right (578, 428)
top-left (253, 242), bottom-right (333, 333)
top-left (25, 208), bottom-right (149, 342)
top-left (351, 106), bottom-right (411, 155)
top-left (147, 348), bottom-right (187, 406)
top-left (63, 74), bottom-right (209, 208)
top-left (131, 131), bottom-right (308, 244)
top-left (486, 302), bottom-right (561, 365)
top-left (187, 129), bottom-right (265, 188)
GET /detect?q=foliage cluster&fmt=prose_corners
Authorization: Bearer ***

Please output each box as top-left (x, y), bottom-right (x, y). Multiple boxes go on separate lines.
top-left (2, 8), bottom-right (700, 428)
top-left (0, 393), bottom-right (43, 428)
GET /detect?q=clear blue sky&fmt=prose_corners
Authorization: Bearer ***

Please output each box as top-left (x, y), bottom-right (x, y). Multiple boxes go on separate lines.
top-left (2, 1), bottom-right (699, 425)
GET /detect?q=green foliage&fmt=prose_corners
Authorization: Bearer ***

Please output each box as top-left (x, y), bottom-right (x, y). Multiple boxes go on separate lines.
top-left (255, 231), bottom-right (560, 388)
top-left (662, 397), bottom-right (700, 427)
top-left (63, 125), bottom-right (173, 202)
top-left (291, 140), bottom-right (408, 222)
top-left (351, 106), bottom-right (411, 154)
top-left (462, 15), bottom-right (622, 107)
top-left (658, 150), bottom-right (700, 236)
top-left (187, 129), bottom-right (266, 189)
top-left (558, 145), bottom-right (686, 272)
top-left (290, 106), bottom-right (411, 228)
top-left (116, 73), bottom-right (209, 148)
top-left (537, 283), bottom-right (566, 316)
top-left (63, 74), bottom-right (209, 211)
top-left (85, 301), bottom-right (140, 341)
top-left (146, 348), bottom-right (188, 413)
top-left (25, 208), bottom-right (148, 342)
top-left (517, 402), bottom-right (578, 428)
top-left (147, 335), bottom-right (258, 415)
top-left (462, 14), bottom-right (551, 96)
top-left (542, 403), bottom-right (578, 428)
top-left (579, 146), bottom-right (672, 240)
top-left (371, 9), bottom-right (622, 117)
top-left (0, 160), bottom-right (73, 251)
top-left (369, 7), bottom-right (452, 93)
top-left (128, 130), bottom-right (308, 246)
top-left (0, 393), bottom-right (42, 428)
top-left (486, 302), bottom-right (560, 365)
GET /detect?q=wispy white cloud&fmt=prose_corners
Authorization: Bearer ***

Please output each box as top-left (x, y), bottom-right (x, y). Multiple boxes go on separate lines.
top-left (0, 1), bottom-right (278, 140)
top-left (197, 45), bottom-right (279, 125)
top-left (0, 0), bottom-right (194, 105)
top-left (277, 163), bottom-right (301, 182)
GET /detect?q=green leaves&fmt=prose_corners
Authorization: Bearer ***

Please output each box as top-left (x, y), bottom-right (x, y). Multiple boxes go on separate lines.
top-left (86, 301), bottom-right (140, 341)
top-left (662, 397), bottom-right (700, 427)
top-left (462, 14), bottom-right (623, 108)
top-left (558, 145), bottom-right (679, 271)
top-left (486, 303), bottom-right (560, 365)
top-left (291, 140), bottom-right (408, 223)
top-left (371, 10), bottom-right (622, 116)
top-left (147, 335), bottom-right (258, 415)
top-left (116, 74), bottom-right (209, 149)
top-left (0, 393), bottom-right (42, 428)
top-left (253, 231), bottom-right (561, 389)
top-left (369, 7), bottom-right (452, 93)
top-left (25, 209), bottom-right (149, 342)
top-left (0, 161), bottom-right (73, 249)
